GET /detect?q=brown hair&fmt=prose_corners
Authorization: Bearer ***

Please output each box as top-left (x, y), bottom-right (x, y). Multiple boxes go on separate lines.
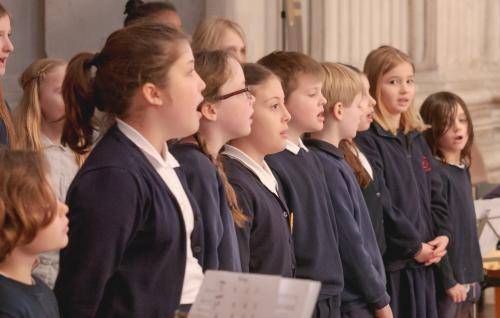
top-left (61, 21), bottom-right (188, 154)
top-left (0, 150), bottom-right (57, 262)
top-left (0, 4), bottom-right (15, 148)
top-left (123, 0), bottom-right (177, 26)
top-left (191, 50), bottom-right (247, 227)
top-left (191, 17), bottom-right (246, 54)
top-left (258, 51), bottom-right (324, 101)
top-left (420, 91), bottom-right (474, 166)
top-left (364, 45), bottom-right (426, 134)
top-left (242, 63), bottom-right (277, 88)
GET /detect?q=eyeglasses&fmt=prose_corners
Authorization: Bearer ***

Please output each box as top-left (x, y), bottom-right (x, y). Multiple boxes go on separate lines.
top-left (213, 87), bottom-right (253, 101)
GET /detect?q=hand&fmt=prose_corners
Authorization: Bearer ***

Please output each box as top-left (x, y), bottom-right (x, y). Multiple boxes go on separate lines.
top-left (375, 304), bottom-right (393, 318)
top-left (414, 243), bottom-right (435, 263)
top-left (446, 284), bottom-right (468, 303)
top-left (427, 235), bottom-right (449, 257)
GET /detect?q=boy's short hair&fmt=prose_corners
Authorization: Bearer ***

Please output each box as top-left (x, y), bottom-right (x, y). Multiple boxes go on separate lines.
top-left (258, 51), bottom-right (324, 101)
top-left (0, 150), bottom-right (56, 262)
top-left (321, 62), bottom-right (363, 113)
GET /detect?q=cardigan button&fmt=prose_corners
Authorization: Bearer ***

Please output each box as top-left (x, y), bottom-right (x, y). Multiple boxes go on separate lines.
top-left (376, 192), bottom-right (381, 198)
top-left (283, 211), bottom-right (288, 218)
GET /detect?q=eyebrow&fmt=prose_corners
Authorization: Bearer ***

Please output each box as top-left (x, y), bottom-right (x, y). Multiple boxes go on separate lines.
top-left (265, 96), bottom-right (281, 102)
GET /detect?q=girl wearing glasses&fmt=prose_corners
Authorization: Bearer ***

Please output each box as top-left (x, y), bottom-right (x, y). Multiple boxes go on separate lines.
top-left (221, 63), bottom-right (294, 277)
top-left (171, 50), bottom-right (254, 273)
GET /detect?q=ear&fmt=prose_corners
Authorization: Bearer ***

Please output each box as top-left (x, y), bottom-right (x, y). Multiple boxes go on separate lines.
top-left (141, 82), bottom-right (164, 107)
top-left (331, 102), bottom-right (343, 120)
top-left (199, 102), bottom-right (218, 121)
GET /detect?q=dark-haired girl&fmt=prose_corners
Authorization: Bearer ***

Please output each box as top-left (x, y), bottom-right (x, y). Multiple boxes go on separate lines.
top-left (54, 22), bottom-right (206, 317)
top-left (420, 91), bottom-right (483, 318)
top-left (171, 50), bottom-right (254, 272)
top-left (124, 0), bottom-right (181, 29)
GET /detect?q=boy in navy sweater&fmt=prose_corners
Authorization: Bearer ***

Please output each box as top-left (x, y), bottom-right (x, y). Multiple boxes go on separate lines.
top-left (306, 63), bottom-right (391, 318)
top-left (259, 52), bottom-right (343, 318)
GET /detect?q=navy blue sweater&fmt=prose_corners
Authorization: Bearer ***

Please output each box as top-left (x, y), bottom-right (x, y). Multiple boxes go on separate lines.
top-left (356, 123), bottom-right (451, 271)
top-left (266, 147), bottom-right (343, 297)
top-left (0, 118), bottom-right (7, 147)
top-left (171, 143), bottom-right (242, 272)
top-left (435, 164), bottom-right (483, 289)
top-left (55, 125), bottom-right (203, 318)
top-left (222, 155), bottom-right (295, 277)
top-left (306, 139), bottom-right (389, 312)
top-left (361, 178), bottom-right (387, 255)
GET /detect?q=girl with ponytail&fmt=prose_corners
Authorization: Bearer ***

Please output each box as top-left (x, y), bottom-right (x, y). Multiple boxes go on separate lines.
top-left (54, 22), bottom-right (206, 317)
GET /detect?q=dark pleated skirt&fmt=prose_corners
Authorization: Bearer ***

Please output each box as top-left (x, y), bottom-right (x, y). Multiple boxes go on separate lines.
top-left (313, 293), bottom-right (341, 318)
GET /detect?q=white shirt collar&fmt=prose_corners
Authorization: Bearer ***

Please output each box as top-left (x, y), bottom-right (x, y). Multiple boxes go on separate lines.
top-left (116, 118), bottom-right (179, 169)
top-left (285, 138), bottom-right (309, 155)
top-left (223, 144), bottom-right (279, 195)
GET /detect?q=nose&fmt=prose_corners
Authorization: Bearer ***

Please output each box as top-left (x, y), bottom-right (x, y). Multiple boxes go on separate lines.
top-left (319, 91), bottom-right (327, 107)
top-left (2, 36), bottom-right (13, 53)
top-left (196, 71), bottom-right (206, 92)
top-left (282, 104), bottom-right (291, 122)
top-left (58, 201), bottom-right (69, 216)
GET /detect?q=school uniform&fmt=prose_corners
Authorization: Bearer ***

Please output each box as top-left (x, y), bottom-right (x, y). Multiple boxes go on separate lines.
top-left (266, 139), bottom-right (343, 317)
top-left (171, 142), bottom-right (242, 272)
top-left (0, 118), bottom-right (7, 147)
top-left (434, 163), bottom-right (483, 318)
top-left (33, 135), bottom-right (80, 289)
top-left (355, 122), bottom-right (451, 318)
top-left (357, 147), bottom-right (387, 255)
top-left (221, 145), bottom-right (294, 277)
top-left (54, 122), bottom-right (204, 318)
top-left (305, 139), bottom-right (389, 316)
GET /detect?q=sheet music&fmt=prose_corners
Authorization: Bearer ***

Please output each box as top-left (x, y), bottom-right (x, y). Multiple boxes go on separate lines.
top-left (475, 198), bottom-right (500, 257)
top-left (189, 271), bottom-right (320, 318)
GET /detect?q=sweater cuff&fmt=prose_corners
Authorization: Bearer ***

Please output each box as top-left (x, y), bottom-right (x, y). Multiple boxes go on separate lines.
top-left (409, 242), bottom-right (423, 259)
top-left (436, 229), bottom-right (452, 243)
top-left (371, 292), bottom-right (390, 310)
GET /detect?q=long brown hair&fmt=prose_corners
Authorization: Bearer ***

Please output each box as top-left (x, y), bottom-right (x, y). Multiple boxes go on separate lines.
top-left (0, 150), bottom-right (56, 261)
top-left (420, 91), bottom-right (474, 166)
top-left (61, 22), bottom-right (188, 154)
top-left (0, 4), bottom-right (15, 148)
top-left (192, 50), bottom-right (247, 227)
top-left (191, 17), bottom-right (246, 54)
top-left (364, 45), bottom-right (427, 135)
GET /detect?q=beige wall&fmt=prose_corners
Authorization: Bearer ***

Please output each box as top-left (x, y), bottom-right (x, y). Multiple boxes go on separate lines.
top-left (3, 0), bottom-right (500, 181)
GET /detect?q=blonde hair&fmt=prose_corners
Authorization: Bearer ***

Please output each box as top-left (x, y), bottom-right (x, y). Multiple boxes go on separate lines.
top-left (321, 62), bottom-right (363, 113)
top-left (363, 45), bottom-right (427, 134)
top-left (191, 17), bottom-right (245, 53)
top-left (14, 58), bottom-right (67, 151)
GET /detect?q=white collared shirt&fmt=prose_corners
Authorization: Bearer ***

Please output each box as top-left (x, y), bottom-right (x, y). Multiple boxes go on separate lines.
top-left (356, 146), bottom-right (374, 179)
top-left (285, 138), bottom-right (309, 155)
top-left (116, 119), bottom-right (203, 304)
top-left (223, 144), bottom-right (279, 196)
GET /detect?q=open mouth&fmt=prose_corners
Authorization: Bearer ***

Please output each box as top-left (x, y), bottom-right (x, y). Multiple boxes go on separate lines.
top-left (454, 135), bottom-right (464, 141)
top-left (317, 111), bottom-right (325, 121)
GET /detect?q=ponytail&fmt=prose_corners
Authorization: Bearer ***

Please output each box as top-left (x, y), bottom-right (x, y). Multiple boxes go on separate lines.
top-left (194, 134), bottom-right (248, 227)
top-left (61, 52), bottom-right (97, 155)
top-left (339, 139), bottom-right (371, 188)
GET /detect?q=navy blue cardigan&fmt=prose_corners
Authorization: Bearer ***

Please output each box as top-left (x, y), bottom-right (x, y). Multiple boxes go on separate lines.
top-left (435, 164), bottom-right (483, 289)
top-left (356, 123), bottom-right (451, 271)
top-left (306, 139), bottom-right (389, 312)
top-left (171, 143), bottom-right (241, 272)
top-left (266, 147), bottom-right (343, 297)
top-left (222, 155), bottom-right (295, 277)
top-left (55, 125), bottom-right (203, 318)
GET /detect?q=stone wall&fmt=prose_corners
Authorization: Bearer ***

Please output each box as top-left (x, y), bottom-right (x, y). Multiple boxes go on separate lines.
top-left (3, 0), bottom-right (500, 181)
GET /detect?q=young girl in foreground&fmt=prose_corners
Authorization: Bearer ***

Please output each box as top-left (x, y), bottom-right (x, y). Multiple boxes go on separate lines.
top-left (222, 63), bottom-right (294, 276)
top-left (172, 50), bottom-right (254, 271)
top-left (0, 150), bottom-right (68, 318)
top-left (420, 91), bottom-right (483, 318)
top-left (14, 58), bottom-right (80, 288)
top-left (54, 22), bottom-right (206, 317)
top-left (356, 46), bottom-right (451, 318)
